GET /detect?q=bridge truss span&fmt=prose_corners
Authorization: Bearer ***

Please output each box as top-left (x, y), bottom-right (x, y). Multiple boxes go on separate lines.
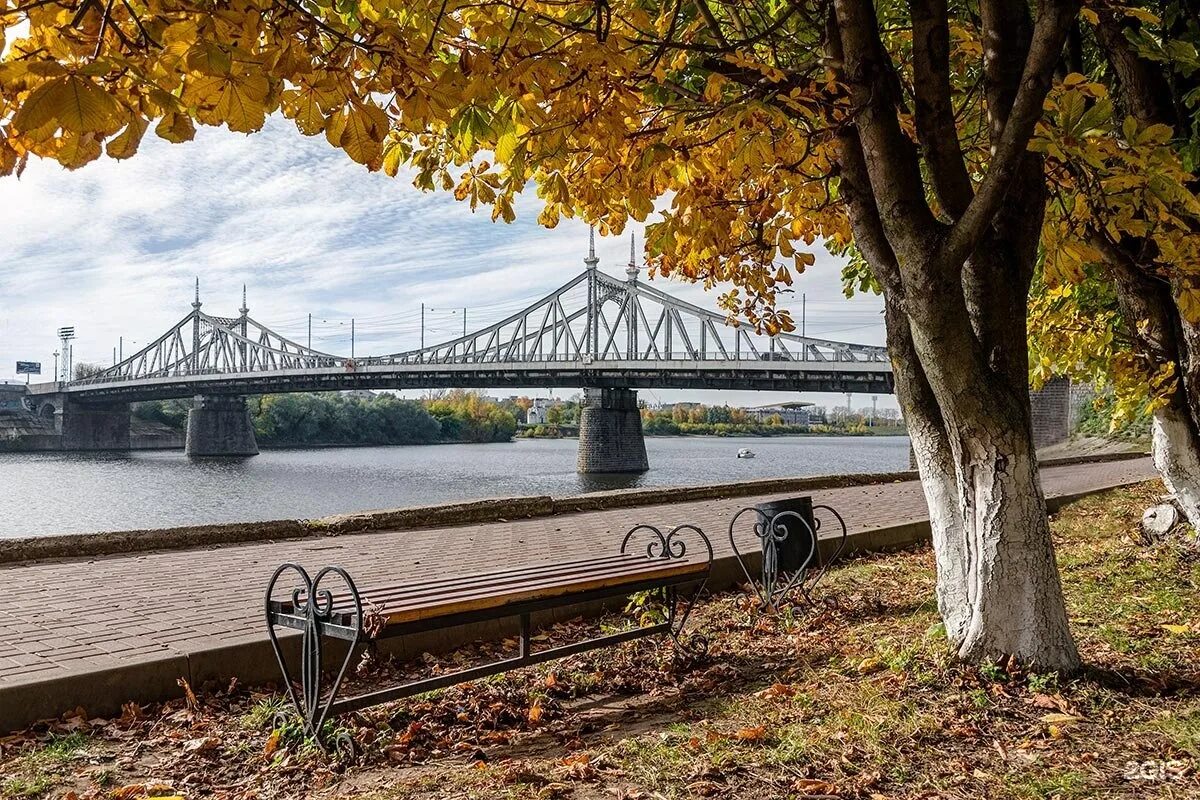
top-left (35, 264), bottom-right (893, 402)
top-left (84, 292), bottom-right (346, 386)
top-left (374, 267), bottom-right (888, 368)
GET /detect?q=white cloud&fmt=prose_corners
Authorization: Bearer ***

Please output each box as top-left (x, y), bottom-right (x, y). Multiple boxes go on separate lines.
top-left (0, 117), bottom-right (891, 409)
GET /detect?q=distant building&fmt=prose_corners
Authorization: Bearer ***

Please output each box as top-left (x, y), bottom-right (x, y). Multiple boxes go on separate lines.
top-left (0, 382), bottom-right (27, 412)
top-left (743, 401), bottom-right (813, 426)
top-left (525, 398), bottom-right (556, 425)
top-left (343, 389), bottom-right (378, 401)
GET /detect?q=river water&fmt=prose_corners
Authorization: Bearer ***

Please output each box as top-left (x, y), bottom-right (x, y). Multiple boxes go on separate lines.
top-left (0, 435), bottom-right (910, 537)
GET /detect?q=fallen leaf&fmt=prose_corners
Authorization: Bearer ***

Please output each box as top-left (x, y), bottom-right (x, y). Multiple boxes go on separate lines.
top-left (176, 678), bottom-right (199, 711)
top-left (856, 656), bottom-right (884, 674)
top-left (1040, 712), bottom-right (1085, 726)
top-left (263, 730), bottom-right (281, 757)
top-left (183, 736), bottom-right (221, 753)
top-left (1161, 624), bottom-right (1192, 635)
top-left (734, 725), bottom-right (767, 741)
top-left (794, 777), bottom-right (837, 794)
top-left (1030, 693), bottom-right (1072, 713)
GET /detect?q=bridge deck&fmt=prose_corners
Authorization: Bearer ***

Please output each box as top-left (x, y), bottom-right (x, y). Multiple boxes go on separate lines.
top-left (0, 457), bottom-right (1155, 731)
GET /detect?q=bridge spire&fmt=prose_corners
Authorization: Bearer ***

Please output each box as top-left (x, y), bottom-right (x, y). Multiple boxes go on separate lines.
top-left (626, 230), bottom-right (638, 282)
top-left (584, 225), bottom-right (599, 270)
top-left (191, 277), bottom-right (202, 373)
top-left (240, 284), bottom-right (249, 317)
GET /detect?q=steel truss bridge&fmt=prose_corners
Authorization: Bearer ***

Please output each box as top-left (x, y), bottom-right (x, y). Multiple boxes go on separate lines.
top-left (29, 261), bottom-right (893, 405)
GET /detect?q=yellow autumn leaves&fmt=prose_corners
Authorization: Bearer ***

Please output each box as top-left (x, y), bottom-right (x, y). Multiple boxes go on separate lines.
top-left (13, 73), bottom-right (122, 138)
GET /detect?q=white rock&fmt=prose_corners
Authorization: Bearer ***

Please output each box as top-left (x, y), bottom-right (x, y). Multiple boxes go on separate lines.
top-left (1141, 504), bottom-right (1180, 541)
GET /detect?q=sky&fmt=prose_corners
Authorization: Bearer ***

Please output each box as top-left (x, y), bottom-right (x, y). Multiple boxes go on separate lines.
top-left (0, 117), bottom-right (894, 411)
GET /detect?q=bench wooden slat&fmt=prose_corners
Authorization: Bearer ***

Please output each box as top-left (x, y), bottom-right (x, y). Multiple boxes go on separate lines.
top-left (319, 553), bottom-right (636, 608)
top-left (343, 555), bottom-right (700, 612)
top-left (337, 556), bottom-right (707, 626)
top-left (343, 555), bottom-right (661, 610)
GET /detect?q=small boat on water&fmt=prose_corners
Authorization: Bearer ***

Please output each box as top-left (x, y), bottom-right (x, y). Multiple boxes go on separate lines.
top-left (737, 448), bottom-right (756, 459)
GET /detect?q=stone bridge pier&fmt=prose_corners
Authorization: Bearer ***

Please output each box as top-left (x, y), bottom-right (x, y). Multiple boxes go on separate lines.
top-left (185, 395), bottom-right (259, 457)
top-left (577, 387), bottom-right (649, 473)
top-left (59, 397), bottom-right (131, 451)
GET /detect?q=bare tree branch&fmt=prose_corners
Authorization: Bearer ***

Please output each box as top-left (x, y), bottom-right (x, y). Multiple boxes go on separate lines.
top-left (909, 0), bottom-right (973, 218)
top-left (941, 0), bottom-right (1080, 271)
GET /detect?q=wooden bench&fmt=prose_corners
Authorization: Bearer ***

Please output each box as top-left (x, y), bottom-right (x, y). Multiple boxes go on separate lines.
top-left (265, 523), bottom-right (713, 751)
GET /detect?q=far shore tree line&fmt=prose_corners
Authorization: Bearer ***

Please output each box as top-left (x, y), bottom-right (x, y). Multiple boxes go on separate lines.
top-left (130, 391), bottom-right (905, 445)
top-left (133, 390), bottom-right (516, 446)
top-left (11, 0), bottom-right (1200, 671)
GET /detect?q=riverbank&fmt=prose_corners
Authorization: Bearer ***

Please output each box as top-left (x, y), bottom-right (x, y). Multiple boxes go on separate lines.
top-left (0, 450), bottom-right (1149, 564)
top-left (10, 479), bottom-right (1186, 800)
top-left (0, 457), bottom-right (1160, 742)
top-left (5, 481), bottom-right (1192, 799)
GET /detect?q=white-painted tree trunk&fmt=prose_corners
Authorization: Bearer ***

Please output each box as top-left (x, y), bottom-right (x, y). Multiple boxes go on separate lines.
top-left (906, 402), bottom-right (1079, 669)
top-left (907, 421), bottom-right (970, 644)
top-left (1151, 405), bottom-right (1200, 532)
top-left (950, 441), bottom-right (1079, 669)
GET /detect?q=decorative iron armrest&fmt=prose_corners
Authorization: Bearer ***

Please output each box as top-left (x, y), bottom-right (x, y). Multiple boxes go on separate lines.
top-left (619, 523), bottom-right (714, 659)
top-left (264, 564), bottom-right (363, 748)
top-left (729, 503), bottom-right (848, 612)
top-left (807, 504), bottom-right (848, 597)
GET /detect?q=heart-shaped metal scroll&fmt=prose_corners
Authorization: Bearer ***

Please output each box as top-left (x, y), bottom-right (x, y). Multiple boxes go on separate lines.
top-left (796, 504), bottom-right (848, 601)
top-left (265, 563), bottom-right (363, 744)
top-left (728, 507), bottom-right (816, 612)
top-left (620, 522), bottom-right (715, 661)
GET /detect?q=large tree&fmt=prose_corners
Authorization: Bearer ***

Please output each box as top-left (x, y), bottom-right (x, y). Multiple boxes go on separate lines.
top-left (4, 0), bottom-right (1173, 669)
top-left (1029, 3), bottom-right (1200, 532)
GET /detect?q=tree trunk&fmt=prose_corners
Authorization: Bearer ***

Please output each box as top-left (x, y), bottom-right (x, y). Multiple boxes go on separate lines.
top-left (885, 302), bottom-right (971, 642)
top-left (904, 313), bottom-right (1080, 669)
top-left (1151, 403), bottom-right (1200, 527)
top-left (1089, 13), bottom-right (1200, 532)
top-left (946, 412), bottom-right (1079, 667)
top-left (1101, 249), bottom-right (1200, 531)
top-left (829, 0), bottom-right (1082, 671)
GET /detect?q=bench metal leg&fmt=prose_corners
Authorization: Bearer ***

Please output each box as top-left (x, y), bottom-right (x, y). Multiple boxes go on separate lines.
top-left (519, 612), bottom-right (531, 659)
top-left (264, 563), bottom-right (363, 753)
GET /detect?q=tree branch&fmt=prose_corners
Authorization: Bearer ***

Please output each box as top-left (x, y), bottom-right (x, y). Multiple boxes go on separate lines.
top-left (831, 0), bottom-right (941, 252)
top-left (694, 0), bottom-right (732, 49)
top-left (941, 0), bottom-right (1080, 271)
top-left (909, 0), bottom-right (973, 218)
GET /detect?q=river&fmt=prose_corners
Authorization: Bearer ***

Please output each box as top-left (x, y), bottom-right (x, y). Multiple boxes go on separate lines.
top-left (0, 435), bottom-right (911, 537)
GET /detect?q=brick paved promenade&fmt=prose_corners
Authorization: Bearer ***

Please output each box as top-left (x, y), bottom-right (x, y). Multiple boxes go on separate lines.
top-left (0, 457), bottom-right (1155, 727)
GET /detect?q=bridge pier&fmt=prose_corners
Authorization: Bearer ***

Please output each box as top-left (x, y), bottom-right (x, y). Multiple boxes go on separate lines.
top-left (186, 395), bottom-right (259, 457)
top-left (60, 398), bottom-right (131, 451)
top-left (577, 388), bottom-right (649, 473)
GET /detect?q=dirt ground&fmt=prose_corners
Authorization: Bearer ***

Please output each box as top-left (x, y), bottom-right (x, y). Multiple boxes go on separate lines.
top-left (1, 481), bottom-right (1197, 799)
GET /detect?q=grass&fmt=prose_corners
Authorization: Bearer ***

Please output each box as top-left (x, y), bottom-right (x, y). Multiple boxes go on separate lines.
top-left (0, 733), bottom-right (89, 799)
top-left (0, 482), bottom-right (1197, 799)
top-left (240, 694), bottom-right (289, 729)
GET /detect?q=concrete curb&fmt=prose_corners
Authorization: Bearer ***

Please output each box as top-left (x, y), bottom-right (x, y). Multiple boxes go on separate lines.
top-left (0, 470), bottom-right (1155, 733)
top-left (0, 452), bottom-right (1148, 565)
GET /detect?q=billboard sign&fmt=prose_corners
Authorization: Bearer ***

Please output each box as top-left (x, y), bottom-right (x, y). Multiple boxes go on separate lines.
top-left (15, 361), bottom-right (41, 375)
